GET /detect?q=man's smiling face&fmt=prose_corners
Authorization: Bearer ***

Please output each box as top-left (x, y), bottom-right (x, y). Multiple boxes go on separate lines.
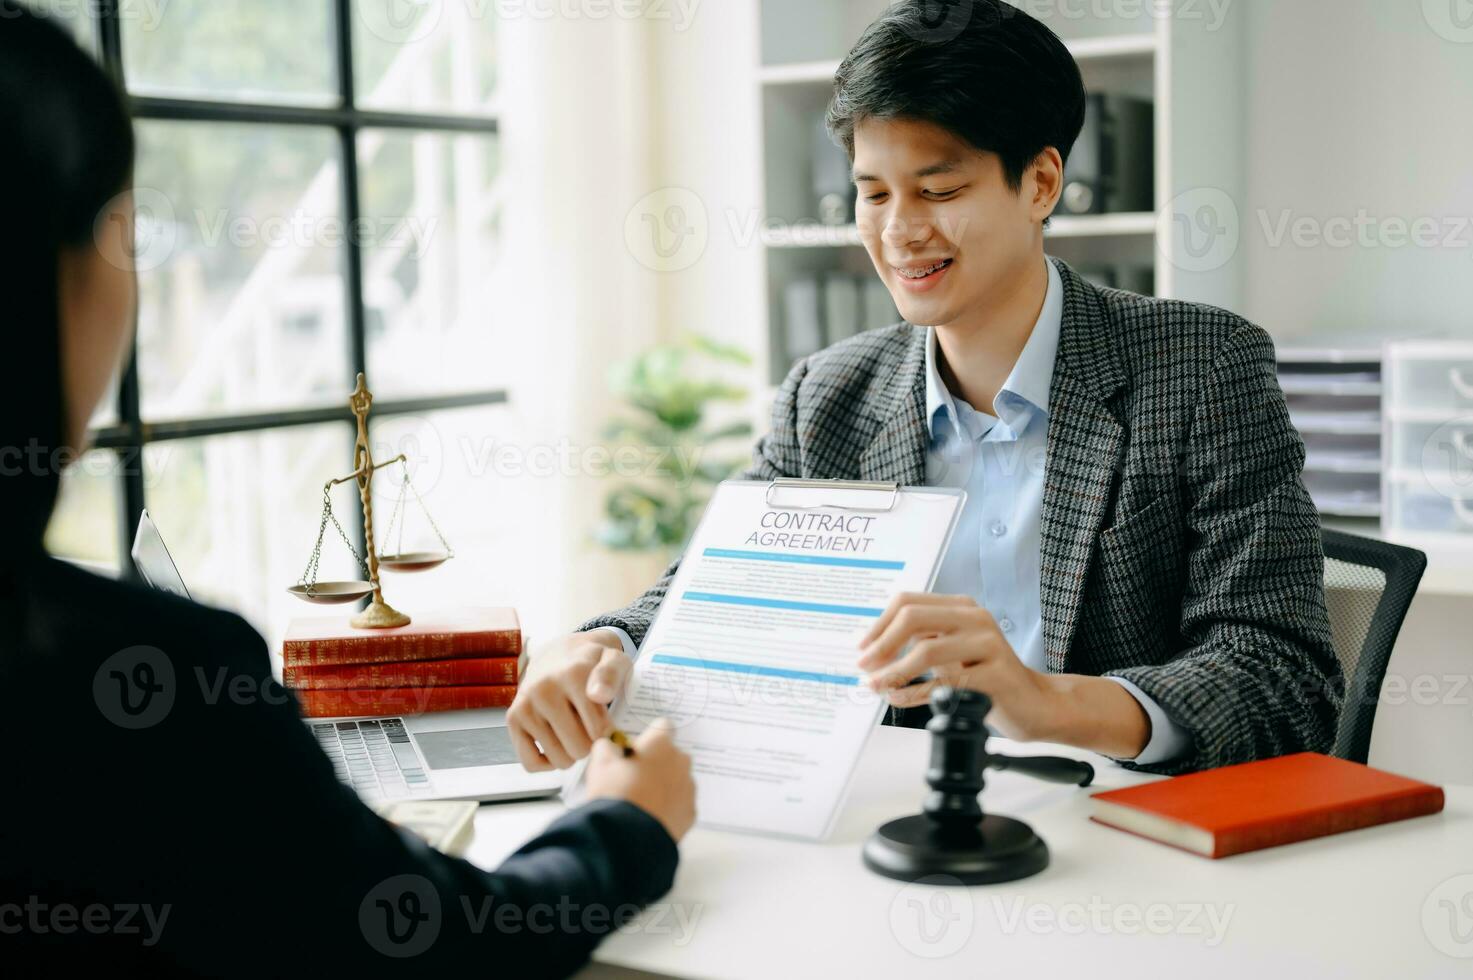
top-left (851, 116), bottom-right (1044, 333)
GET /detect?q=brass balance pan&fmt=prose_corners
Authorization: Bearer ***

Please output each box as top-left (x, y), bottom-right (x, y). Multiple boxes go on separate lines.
top-left (286, 581), bottom-right (375, 604)
top-left (377, 551), bottom-right (451, 572)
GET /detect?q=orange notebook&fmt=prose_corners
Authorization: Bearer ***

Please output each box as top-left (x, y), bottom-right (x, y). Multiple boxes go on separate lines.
top-left (1089, 752), bottom-right (1444, 858)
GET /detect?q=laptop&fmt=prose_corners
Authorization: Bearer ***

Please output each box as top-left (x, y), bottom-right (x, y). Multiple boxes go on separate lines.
top-left (131, 510), bottom-right (562, 804)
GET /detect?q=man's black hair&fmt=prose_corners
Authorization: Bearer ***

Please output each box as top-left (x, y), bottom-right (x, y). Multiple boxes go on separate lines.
top-left (825, 0), bottom-right (1087, 194)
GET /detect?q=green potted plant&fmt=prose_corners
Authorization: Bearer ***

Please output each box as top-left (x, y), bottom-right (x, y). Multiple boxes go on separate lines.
top-left (598, 333), bottom-right (754, 562)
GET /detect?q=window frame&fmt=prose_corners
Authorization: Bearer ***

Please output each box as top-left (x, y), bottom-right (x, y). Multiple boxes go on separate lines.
top-left (78, 0), bottom-right (507, 576)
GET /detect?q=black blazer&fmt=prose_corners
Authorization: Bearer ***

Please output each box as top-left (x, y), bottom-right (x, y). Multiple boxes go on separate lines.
top-left (1, 557), bottom-right (677, 976)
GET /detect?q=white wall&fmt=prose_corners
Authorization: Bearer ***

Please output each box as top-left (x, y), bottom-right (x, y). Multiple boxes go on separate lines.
top-left (1371, 592), bottom-right (1473, 785)
top-left (647, 2), bottom-right (767, 372)
top-left (1239, 0), bottom-right (1473, 341)
top-left (1227, 0), bottom-right (1473, 784)
top-left (489, 3), bottom-right (770, 642)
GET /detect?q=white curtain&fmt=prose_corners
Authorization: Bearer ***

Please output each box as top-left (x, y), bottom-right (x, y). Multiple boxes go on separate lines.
top-left (437, 4), bottom-right (767, 646)
top-left (482, 13), bottom-right (669, 644)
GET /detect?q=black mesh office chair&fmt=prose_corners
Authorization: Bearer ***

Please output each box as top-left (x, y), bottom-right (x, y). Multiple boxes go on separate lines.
top-left (1321, 528), bottom-right (1427, 764)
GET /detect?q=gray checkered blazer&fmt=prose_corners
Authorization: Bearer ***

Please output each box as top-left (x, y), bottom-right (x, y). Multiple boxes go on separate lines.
top-left (578, 257), bottom-right (1342, 775)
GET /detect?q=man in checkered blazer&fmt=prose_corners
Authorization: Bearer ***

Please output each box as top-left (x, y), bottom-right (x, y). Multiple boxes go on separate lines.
top-left (507, 0), bottom-right (1340, 776)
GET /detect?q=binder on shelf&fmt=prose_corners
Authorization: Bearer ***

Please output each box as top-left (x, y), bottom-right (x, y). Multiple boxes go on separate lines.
top-left (783, 277), bottom-right (824, 362)
top-left (862, 277), bottom-right (899, 331)
top-left (823, 274), bottom-right (862, 344)
top-left (1060, 93), bottom-right (1154, 215)
top-left (1277, 342), bottom-right (1384, 520)
top-left (811, 114), bottom-right (856, 226)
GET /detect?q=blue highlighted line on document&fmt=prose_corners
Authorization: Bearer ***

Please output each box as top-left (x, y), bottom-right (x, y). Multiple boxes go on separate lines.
top-left (650, 654), bottom-right (859, 687)
top-left (681, 591), bottom-right (884, 618)
top-left (702, 548), bottom-right (904, 570)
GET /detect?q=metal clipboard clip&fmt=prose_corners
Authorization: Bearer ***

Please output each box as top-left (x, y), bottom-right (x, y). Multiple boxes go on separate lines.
top-left (763, 477), bottom-right (901, 513)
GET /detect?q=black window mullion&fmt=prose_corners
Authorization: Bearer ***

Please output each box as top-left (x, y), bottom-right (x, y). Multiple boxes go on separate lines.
top-left (74, 0), bottom-right (505, 582)
top-left (96, 0), bottom-right (145, 580)
top-left (128, 96), bottom-right (499, 136)
top-left (87, 390), bottom-right (509, 450)
top-left (333, 0), bottom-right (371, 561)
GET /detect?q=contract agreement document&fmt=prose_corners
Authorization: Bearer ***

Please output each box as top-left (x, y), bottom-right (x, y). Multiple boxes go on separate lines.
top-left (598, 479), bottom-right (965, 840)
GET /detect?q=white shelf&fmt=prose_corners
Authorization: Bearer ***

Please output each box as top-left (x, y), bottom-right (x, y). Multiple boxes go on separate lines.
top-left (760, 224), bottom-right (861, 248)
top-left (1278, 346), bottom-right (1383, 364)
top-left (759, 212), bottom-right (1156, 250)
top-left (1279, 376), bottom-right (1383, 396)
top-left (758, 34), bottom-right (1156, 87)
top-left (1385, 467), bottom-right (1473, 486)
top-left (1290, 412), bottom-right (1382, 435)
top-left (1317, 500), bottom-right (1382, 518)
top-left (1304, 453), bottom-right (1382, 474)
top-left (1065, 33), bottom-right (1159, 61)
top-left (1385, 406), bottom-right (1473, 423)
top-left (758, 59), bottom-right (841, 86)
top-left (1046, 212), bottom-right (1157, 238)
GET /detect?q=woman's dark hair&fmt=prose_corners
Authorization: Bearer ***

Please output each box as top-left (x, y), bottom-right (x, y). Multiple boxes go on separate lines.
top-left (0, 1), bottom-right (135, 564)
top-left (825, 0), bottom-right (1086, 193)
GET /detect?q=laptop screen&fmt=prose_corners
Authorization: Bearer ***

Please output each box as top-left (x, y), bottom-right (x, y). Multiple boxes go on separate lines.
top-left (131, 509), bottom-right (191, 600)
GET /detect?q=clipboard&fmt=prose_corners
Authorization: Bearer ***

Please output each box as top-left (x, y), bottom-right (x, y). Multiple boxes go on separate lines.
top-left (566, 476), bottom-right (967, 840)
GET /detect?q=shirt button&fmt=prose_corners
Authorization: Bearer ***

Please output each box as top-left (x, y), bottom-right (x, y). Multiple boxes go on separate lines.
top-left (990, 521), bottom-right (1008, 538)
top-left (999, 617), bottom-right (1015, 633)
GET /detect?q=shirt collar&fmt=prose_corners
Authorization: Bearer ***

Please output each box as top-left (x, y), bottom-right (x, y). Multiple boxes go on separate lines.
top-left (924, 256), bottom-right (1064, 440)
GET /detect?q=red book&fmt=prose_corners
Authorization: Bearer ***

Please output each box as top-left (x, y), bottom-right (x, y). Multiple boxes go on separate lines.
top-left (294, 684), bottom-right (518, 718)
top-left (1089, 752), bottom-right (1445, 858)
top-left (283, 656), bottom-right (520, 690)
top-left (282, 608), bottom-right (521, 667)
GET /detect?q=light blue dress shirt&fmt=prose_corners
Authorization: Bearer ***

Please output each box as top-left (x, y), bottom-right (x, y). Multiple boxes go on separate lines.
top-left (921, 257), bottom-right (1188, 765)
top-left (596, 258), bottom-right (1189, 765)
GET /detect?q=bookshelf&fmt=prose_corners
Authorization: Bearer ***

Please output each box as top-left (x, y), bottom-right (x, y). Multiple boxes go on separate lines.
top-left (752, 0), bottom-right (1245, 385)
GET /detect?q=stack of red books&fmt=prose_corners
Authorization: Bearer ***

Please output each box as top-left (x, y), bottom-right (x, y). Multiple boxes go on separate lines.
top-left (281, 608), bottom-right (522, 718)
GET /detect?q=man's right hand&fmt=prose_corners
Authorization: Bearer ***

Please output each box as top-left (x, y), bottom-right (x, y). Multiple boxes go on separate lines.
top-left (507, 630), bottom-right (632, 770)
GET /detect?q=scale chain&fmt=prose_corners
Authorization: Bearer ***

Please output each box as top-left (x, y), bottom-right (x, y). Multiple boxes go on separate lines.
top-left (298, 485), bottom-right (370, 594)
top-left (376, 458), bottom-right (452, 560)
top-left (380, 459), bottom-right (409, 559)
top-left (402, 459), bottom-right (453, 557)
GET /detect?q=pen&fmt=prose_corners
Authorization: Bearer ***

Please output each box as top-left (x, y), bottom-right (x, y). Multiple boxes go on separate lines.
top-left (607, 728), bottom-right (635, 758)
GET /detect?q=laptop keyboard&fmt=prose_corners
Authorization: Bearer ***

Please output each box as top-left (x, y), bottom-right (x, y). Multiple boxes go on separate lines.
top-left (312, 718), bottom-right (433, 799)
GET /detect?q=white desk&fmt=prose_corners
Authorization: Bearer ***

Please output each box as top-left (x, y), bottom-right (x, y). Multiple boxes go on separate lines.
top-left (464, 728), bottom-right (1473, 979)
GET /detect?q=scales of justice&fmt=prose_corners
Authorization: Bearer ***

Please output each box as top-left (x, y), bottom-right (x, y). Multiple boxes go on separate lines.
top-left (286, 373), bottom-right (453, 629)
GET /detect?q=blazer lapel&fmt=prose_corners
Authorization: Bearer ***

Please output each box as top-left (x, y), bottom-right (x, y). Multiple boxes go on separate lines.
top-left (851, 264), bottom-right (1128, 673)
top-left (1039, 259), bottom-right (1128, 672)
top-left (856, 327), bottom-right (929, 486)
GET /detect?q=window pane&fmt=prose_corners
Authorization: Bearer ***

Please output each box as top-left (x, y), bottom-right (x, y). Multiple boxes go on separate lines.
top-left (364, 405), bottom-right (531, 625)
top-left (359, 129), bottom-right (503, 398)
top-left (143, 424), bottom-right (357, 642)
top-left (133, 121), bottom-right (350, 420)
top-left (29, 2), bottom-right (95, 54)
top-left (120, 0), bottom-right (336, 105)
top-left (45, 449), bottom-right (126, 573)
top-left (89, 372), bottom-right (120, 429)
top-left (351, 0), bottom-right (497, 114)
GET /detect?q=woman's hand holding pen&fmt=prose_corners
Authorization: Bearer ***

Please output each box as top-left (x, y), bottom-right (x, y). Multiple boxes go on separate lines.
top-left (509, 634), bottom-right (695, 841)
top-left (585, 719), bottom-right (697, 843)
top-left (856, 592), bottom-right (1064, 742)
